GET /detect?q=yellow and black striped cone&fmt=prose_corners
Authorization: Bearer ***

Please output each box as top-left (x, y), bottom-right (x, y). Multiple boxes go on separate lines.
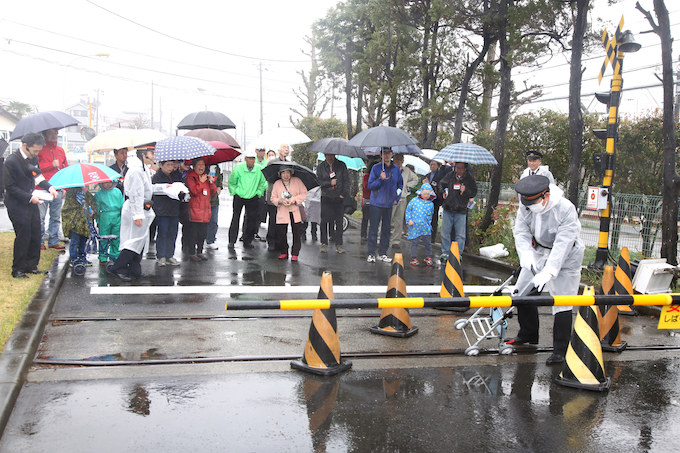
top-left (300, 377), bottom-right (339, 453)
top-left (614, 247), bottom-right (637, 316)
top-left (370, 253), bottom-right (419, 337)
top-left (291, 272), bottom-right (352, 376)
top-left (598, 265), bottom-right (627, 352)
top-left (436, 241), bottom-right (468, 312)
top-left (555, 286), bottom-right (611, 392)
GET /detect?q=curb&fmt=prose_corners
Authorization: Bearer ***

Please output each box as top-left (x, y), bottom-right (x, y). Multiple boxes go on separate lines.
top-left (0, 254), bottom-right (69, 436)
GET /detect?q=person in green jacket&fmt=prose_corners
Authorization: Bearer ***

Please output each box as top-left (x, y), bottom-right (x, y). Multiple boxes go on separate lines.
top-left (227, 149), bottom-right (267, 249)
top-left (62, 186), bottom-right (98, 264)
top-left (94, 181), bottom-right (124, 264)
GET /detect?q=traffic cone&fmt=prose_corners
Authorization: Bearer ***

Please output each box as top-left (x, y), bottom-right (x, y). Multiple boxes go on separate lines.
top-left (598, 265), bottom-right (627, 352)
top-left (300, 377), bottom-right (339, 453)
top-left (370, 253), bottom-right (419, 337)
top-left (614, 248), bottom-right (637, 316)
top-left (555, 286), bottom-right (611, 392)
top-left (436, 241), bottom-right (468, 312)
top-left (291, 272), bottom-right (352, 376)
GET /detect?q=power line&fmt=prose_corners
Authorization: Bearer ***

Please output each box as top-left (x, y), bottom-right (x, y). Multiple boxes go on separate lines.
top-left (85, 0), bottom-right (308, 64)
top-left (0, 18), bottom-right (301, 85)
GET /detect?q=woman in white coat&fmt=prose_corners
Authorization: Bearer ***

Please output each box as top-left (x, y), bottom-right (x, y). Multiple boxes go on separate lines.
top-left (505, 175), bottom-right (585, 365)
top-left (107, 148), bottom-right (156, 281)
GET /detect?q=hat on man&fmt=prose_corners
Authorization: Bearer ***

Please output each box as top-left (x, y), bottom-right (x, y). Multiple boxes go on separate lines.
top-left (525, 150), bottom-right (543, 160)
top-left (515, 175), bottom-right (550, 206)
top-left (242, 149), bottom-right (257, 158)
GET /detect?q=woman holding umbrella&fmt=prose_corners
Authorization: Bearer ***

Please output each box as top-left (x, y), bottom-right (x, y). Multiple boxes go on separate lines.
top-left (270, 166), bottom-right (307, 261)
top-left (107, 148), bottom-right (156, 281)
top-left (185, 157), bottom-right (217, 262)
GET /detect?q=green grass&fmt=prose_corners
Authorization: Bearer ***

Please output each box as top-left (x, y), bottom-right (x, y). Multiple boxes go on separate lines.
top-left (0, 232), bottom-right (58, 348)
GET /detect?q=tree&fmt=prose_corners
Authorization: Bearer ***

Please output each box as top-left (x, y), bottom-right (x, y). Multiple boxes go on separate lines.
top-left (636, 0), bottom-right (678, 265)
top-left (291, 116), bottom-right (347, 171)
top-left (131, 113), bottom-right (150, 129)
top-left (290, 34), bottom-right (333, 122)
top-left (4, 101), bottom-right (33, 119)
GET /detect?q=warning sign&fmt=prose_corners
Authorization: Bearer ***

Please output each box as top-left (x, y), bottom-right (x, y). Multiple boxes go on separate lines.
top-left (586, 187), bottom-right (599, 210)
top-left (658, 304), bottom-right (680, 329)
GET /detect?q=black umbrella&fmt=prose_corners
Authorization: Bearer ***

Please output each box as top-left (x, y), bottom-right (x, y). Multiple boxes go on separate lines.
top-left (347, 125), bottom-right (420, 154)
top-left (10, 111), bottom-right (79, 141)
top-left (308, 137), bottom-right (366, 158)
top-left (261, 161), bottom-right (319, 190)
top-left (362, 144), bottom-right (422, 156)
top-left (177, 111), bottom-right (236, 130)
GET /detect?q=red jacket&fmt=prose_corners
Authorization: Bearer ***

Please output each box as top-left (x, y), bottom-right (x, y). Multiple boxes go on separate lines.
top-left (186, 170), bottom-right (216, 223)
top-left (37, 141), bottom-right (68, 182)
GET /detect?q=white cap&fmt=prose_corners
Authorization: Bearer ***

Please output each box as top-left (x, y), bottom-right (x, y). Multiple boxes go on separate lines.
top-left (242, 149), bottom-right (257, 158)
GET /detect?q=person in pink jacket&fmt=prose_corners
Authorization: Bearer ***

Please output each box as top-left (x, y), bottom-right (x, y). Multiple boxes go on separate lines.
top-left (270, 167), bottom-right (307, 261)
top-left (186, 157), bottom-right (216, 262)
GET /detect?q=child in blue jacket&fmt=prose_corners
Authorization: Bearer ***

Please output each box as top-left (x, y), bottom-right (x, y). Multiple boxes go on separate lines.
top-left (405, 182), bottom-right (435, 266)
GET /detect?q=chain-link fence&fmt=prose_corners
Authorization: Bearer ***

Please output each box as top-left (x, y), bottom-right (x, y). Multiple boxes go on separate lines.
top-left (475, 182), bottom-right (666, 258)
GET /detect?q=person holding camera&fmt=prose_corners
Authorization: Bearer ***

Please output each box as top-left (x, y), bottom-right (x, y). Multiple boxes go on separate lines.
top-left (185, 157), bottom-right (217, 262)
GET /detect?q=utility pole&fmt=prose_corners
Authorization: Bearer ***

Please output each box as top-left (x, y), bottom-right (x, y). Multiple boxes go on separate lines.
top-left (592, 19), bottom-right (641, 269)
top-left (259, 62), bottom-right (264, 134)
top-left (151, 81), bottom-right (154, 129)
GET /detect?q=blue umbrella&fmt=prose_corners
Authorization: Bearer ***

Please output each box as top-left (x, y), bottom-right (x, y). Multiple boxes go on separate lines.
top-left (10, 111), bottom-right (79, 141)
top-left (153, 136), bottom-right (216, 161)
top-left (317, 153), bottom-right (366, 171)
top-left (434, 143), bottom-right (498, 165)
top-left (49, 163), bottom-right (121, 189)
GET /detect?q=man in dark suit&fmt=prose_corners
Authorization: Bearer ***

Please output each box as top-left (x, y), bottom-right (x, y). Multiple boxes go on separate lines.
top-left (3, 132), bottom-right (58, 278)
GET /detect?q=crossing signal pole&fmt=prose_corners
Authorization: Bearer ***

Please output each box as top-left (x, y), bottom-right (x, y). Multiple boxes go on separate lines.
top-left (592, 17), bottom-right (641, 269)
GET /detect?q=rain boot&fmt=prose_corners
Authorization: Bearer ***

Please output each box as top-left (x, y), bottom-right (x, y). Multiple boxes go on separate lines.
top-left (546, 310), bottom-right (573, 365)
top-left (506, 305), bottom-right (539, 345)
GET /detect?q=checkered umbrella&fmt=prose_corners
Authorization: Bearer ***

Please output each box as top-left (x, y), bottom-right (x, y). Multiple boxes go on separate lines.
top-left (153, 136), bottom-right (216, 161)
top-left (434, 143), bottom-right (498, 165)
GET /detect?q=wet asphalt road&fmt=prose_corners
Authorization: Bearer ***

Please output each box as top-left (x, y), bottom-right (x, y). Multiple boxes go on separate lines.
top-left (1, 199), bottom-right (680, 452)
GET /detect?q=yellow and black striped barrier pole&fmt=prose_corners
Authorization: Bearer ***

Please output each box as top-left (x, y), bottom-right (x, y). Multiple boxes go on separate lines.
top-left (225, 293), bottom-right (680, 311)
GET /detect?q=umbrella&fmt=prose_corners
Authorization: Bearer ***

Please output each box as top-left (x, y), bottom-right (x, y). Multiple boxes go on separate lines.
top-left (10, 111), bottom-right (79, 141)
top-left (261, 161), bottom-right (319, 190)
top-left (84, 128), bottom-right (167, 153)
top-left (420, 149), bottom-right (439, 161)
top-left (248, 127), bottom-right (312, 151)
top-left (153, 136), bottom-right (216, 162)
top-left (177, 111), bottom-right (236, 130)
top-left (184, 128), bottom-right (240, 148)
top-left (434, 143), bottom-right (498, 165)
top-left (308, 137), bottom-right (366, 158)
top-left (317, 153), bottom-right (366, 171)
top-left (184, 141), bottom-right (240, 165)
top-left (403, 155), bottom-right (429, 175)
top-left (347, 125), bottom-right (419, 151)
top-left (49, 163), bottom-right (121, 189)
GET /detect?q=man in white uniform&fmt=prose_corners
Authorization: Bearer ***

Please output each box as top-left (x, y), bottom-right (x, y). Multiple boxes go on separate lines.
top-left (520, 150), bottom-right (555, 184)
top-left (505, 175), bottom-right (584, 365)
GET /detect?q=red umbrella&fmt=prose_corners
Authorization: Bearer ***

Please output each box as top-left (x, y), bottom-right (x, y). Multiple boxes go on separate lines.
top-left (184, 128), bottom-right (240, 148)
top-left (185, 141), bottom-right (240, 165)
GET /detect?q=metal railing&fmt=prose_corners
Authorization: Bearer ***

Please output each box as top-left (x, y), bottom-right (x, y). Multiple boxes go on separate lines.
top-left (475, 182), bottom-right (666, 258)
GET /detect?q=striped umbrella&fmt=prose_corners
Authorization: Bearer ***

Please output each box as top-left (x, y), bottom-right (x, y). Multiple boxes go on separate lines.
top-left (49, 163), bottom-right (121, 189)
top-left (434, 143), bottom-right (498, 165)
top-left (153, 136), bottom-right (216, 161)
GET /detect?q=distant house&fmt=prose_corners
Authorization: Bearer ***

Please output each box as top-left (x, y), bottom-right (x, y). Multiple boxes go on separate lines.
top-left (0, 108), bottom-right (19, 157)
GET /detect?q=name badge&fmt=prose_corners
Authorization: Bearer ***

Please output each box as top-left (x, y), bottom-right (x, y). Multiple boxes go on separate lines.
top-left (453, 184), bottom-right (461, 190)
top-left (203, 189), bottom-right (208, 196)
top-left (329, 171), bottom-right (336, 179)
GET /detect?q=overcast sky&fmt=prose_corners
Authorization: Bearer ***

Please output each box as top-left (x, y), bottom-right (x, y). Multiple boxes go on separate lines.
top-left (1, 0), bottom-right (678, 147)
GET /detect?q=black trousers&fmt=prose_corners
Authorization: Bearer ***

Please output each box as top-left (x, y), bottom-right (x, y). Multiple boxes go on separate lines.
top-left (7, 203), bottom-right (41, 273)
top-left (431, 200), bottom-right (442, 243)
top-left (320, 197), bottom-right (344, 246)
top-left (277, 213), bottom-right (302, 256)
top-left (111, 249), bottom-right (142, 278)
top-left (266, 204), bottom-right (279, 249)
top-left (187, 222), bottom-right (208, 255)
top-left (230, 195), bottom-right (258, 245)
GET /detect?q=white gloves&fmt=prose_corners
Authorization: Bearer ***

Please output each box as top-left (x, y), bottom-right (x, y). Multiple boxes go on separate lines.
top-left (531, 270), bottom-right (553, 292)
top-left (519, 253), bottom-right (536, 273)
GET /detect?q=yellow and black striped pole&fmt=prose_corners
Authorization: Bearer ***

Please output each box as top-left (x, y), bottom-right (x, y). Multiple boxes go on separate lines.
top-left (598, 265), bottom-right (627, 352)
top-left (291, 272), bottom-right (352, 376)
top-left (614, 247), bottom-right (637, 316)
top-left (437, 242), bottom-right (468, 312)
top-left (370, 253), bottom-right (418, 338)
top-left (556, 286), bottom-right (612, 392)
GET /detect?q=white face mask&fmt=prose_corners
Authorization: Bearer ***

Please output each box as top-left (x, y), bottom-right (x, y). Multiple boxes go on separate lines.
top-left (528, 200), bottom-right (547, 214)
